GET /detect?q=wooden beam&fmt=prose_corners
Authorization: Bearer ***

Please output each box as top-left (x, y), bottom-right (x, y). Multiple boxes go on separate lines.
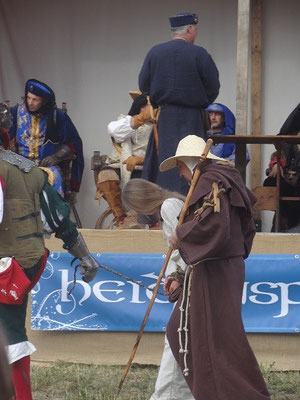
top-left (251, 0), bottom-right (262, 190)
top-left (236, 0), bottom-right (251, 139)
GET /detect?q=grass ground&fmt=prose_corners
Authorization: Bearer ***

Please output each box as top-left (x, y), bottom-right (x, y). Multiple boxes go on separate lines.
top-left (31, 361), bottom-right (300, 400)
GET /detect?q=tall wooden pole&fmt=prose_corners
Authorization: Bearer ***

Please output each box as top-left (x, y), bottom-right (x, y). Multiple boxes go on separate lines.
top-left (251, 0), bottom-right (262, 188)
top-left (236, 0), bottom-right (251, 182)
top-left (251, 0), bottom-right (263, 228)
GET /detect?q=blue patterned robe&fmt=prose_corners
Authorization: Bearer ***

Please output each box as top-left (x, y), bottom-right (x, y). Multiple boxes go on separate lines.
top-left (10, 104), bottom-right (84, 194)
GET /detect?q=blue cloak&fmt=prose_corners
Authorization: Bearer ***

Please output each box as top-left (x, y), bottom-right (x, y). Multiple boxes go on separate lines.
top-left (10, 105), bottom-right (84, 193)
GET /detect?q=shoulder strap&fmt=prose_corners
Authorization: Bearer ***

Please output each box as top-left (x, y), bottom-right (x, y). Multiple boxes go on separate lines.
top-left (0, 149), bottom-right (35, 172)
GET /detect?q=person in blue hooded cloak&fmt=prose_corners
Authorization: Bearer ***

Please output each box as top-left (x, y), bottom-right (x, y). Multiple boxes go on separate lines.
top-left (206, 102), bottom-right (250, 164)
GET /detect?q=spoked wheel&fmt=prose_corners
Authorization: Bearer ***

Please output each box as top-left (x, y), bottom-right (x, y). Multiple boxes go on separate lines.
top-left (95, 209), bottom-right (146, 229)
top-left (95, 207), bottom-right (116, 229)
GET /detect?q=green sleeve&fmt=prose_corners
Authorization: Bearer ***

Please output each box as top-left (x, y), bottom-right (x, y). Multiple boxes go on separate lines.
top-left (40, 182), bottom-right (78, 249)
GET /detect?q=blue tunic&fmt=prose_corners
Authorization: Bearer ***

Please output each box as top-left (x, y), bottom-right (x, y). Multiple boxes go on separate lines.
top-left (139, 39), bottom-right (220, 194)
top-left (10, 104), bottom-right (84, 193)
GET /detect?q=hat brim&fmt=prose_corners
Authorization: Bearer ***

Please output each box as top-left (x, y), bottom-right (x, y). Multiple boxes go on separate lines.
top-left (159, 153), bottom-right (225, 172)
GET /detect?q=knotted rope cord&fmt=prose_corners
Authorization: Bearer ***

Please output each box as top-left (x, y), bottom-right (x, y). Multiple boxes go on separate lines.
top-left (183, 265), bottom-right (194, 376)
top-left (178, 267), bottom-right (189, 354)
top-left (194, 182), bottom-right (225, 219)
top-left (178, 265), bottom-right (194, 376)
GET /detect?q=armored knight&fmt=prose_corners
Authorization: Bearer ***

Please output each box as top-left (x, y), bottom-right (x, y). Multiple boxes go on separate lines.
top-left (0, 103), bottom-right (98, 400)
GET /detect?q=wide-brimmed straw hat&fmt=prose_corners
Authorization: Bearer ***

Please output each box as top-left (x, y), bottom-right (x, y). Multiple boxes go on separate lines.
top-left (159, 135), bottom-right (225, 172)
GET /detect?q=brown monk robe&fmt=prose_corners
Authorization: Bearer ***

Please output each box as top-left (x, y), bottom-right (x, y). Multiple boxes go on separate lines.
top-left (167, 162), bottom-right (271, 400)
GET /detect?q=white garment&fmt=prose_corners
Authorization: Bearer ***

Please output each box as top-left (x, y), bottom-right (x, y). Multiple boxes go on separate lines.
top-left (106, 114), bottom-right (152, 185)
top-left (107, 114), bottom-right (152, 160)
top-left (6, 341), bottom-right (36, 364)
top-left (150, 336), bottom-right (195, 400)
top-left (160, 198), bottom-right (187, 277)
top-left (0, 257), bottom-right (11, 272)
top-left (150, 198), bottom-right (194, 400)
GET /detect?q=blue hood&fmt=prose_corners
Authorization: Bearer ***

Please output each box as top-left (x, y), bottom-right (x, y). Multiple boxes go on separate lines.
top-left (206, 103), bottom-right (235, 136)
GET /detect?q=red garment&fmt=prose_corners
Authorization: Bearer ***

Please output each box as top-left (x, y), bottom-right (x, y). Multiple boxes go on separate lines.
top-left (269, 154), bottom-right (286, 169)
top-left (0, 258), bottom-right (31, 305)
top-left (12, 355), bottom-right (32, 400)
top-left (0, 250), bottom-right (48, 305)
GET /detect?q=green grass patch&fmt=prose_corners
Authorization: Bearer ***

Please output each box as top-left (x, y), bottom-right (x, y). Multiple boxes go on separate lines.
top-left (31, 361), bottom-right (300, 400)
top-left (261, 364), bottom-right (300, 400)
top-left (32, 362), bottom-right (157, 400)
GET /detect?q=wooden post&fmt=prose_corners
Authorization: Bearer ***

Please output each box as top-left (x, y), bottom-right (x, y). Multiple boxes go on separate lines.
top-left (236, 0), bottom-right (251, 182)
top-left (251, 0), bottom-right (262, 188)
top-left (251, 0), bottom-right (262, 228)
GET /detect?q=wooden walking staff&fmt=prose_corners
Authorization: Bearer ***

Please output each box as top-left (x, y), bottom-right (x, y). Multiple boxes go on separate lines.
top-left (116, 138), bottom-right (214, 397)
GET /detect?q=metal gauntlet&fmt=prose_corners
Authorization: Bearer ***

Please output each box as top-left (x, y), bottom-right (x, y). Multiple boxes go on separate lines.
top-left (68, 233), bottom-right (99, 283)
top-left (40, 144), bottom-right (75, 167)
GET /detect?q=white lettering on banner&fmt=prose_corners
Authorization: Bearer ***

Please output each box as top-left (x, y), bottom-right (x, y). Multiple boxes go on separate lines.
top-left (242, 282), bottom-right (249, 304)
top-left (127, 282), bottom-right (146, 304)
top-left (248, 282), bottom-right (279, 304)
top-left (93, 281), bottom-right (125, 303)
top-left (142, 272), bottom-right (169, 304)
top-left (274, 282), bottom-right (300, 318)
top-left (58, 269), bottom-right (168, 306)
top-left (243, 281), bottom-right (300, 318)
top-left (59, 268), bottom-right (300, 318)
top-left (60, 269), bottom-right (92, 305)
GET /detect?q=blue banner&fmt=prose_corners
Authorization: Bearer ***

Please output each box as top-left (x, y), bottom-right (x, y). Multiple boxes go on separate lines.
top-left (31, 253), bottom-right (300, 333)
top-left (31, 253), bottom-right (172, 332)
top-left (242, 254), bottom-right (300, 333)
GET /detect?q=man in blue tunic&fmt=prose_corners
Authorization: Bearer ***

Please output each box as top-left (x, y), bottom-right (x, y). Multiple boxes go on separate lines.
top-left (9, 79), bottom-right (84, 199)
top-left (139, 12), bottom-right (220, 194)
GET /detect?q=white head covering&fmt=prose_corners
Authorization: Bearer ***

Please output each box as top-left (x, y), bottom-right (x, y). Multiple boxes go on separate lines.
top-left (177, 157), bottom-right (198, 175)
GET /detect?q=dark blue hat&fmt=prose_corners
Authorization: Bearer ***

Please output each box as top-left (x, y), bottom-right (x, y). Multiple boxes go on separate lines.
top-left (25, 79), bottom-right (52, 98)
top-left (24, 79), bottom-right (56, 115)
top-left (169, 13), bottom-right (198, 28)
top-left (206, 103), bottom-right (224, 114)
